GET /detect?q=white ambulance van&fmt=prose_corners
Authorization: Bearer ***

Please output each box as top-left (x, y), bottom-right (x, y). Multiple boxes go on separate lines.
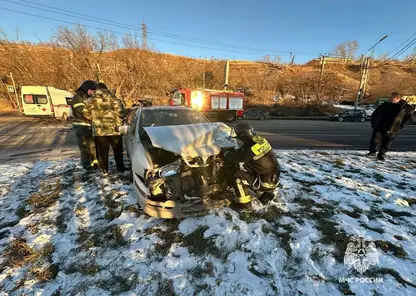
top-left (21, 86), bottom-right (73, 120)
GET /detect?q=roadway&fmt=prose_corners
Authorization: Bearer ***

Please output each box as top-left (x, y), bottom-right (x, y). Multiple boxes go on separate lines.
top-left (230, 120), bottom-right (416, 151)
top-left (1, 115), bottom-right (415, 163)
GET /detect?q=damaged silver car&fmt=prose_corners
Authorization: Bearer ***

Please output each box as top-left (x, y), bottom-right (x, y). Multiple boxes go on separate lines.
top-left (119, 106), bottom-right (239, 218)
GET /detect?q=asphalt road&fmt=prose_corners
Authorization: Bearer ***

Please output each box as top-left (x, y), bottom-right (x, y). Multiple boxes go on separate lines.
top-left (231, 120), bottom-right (416, 150)
top-left (1, 115), bottom-right (415, 163)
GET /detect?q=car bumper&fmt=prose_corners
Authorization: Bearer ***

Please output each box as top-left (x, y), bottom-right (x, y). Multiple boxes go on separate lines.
top-left (132, 172), bottom-right (231, 219)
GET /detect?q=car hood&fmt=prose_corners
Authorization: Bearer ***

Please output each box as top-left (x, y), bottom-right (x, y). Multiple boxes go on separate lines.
top-left (143, 123), bottom-right (238, 158)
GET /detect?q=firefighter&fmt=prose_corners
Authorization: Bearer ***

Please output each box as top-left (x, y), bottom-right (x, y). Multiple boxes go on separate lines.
top-left (83, 83), bottom-right (125, 176)
top-left (224, 122), bottom-right (280, 211)
top-left (71, 80), bottom-right (99, 171)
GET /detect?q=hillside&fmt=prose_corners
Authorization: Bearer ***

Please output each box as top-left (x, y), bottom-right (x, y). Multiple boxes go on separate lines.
top-left (1, 40), bottom-right (416, 110)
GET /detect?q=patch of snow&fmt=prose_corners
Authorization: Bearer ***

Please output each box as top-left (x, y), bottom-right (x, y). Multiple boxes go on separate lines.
top-left (1, 151), bottom-right (416, 295)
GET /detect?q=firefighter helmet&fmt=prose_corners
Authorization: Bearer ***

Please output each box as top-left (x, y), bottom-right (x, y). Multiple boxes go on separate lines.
top-left (232, 122), bottom-right (256, 142)
top-left (78, 80), bottom-right (97, 93)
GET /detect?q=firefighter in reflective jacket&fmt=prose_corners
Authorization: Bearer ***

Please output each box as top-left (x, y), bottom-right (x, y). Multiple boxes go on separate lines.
top-left (224, 122), bottom-right (280, 211)
top-left (71, 80), bottom-right (99, 170)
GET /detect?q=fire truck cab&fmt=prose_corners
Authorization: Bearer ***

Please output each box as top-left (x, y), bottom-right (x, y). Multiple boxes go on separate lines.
top-left (168, 88), bottom-right (245, 122)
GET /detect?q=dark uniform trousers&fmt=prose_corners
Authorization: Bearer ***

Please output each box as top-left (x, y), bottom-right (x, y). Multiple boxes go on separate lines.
top-left (95, 136), bottom-right (124, 173)
top-left (369, 131), bottom-right (397, 156)
top-left (74, 125), bottom-right (97, 169)
top-left (233, 169), bottom-right (279, 203)
top-left (225, 136), bottom-right (280, 205)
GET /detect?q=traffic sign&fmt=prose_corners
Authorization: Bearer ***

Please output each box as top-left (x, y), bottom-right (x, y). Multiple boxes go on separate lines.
top-left (6, 85), bottom-right (15, 93)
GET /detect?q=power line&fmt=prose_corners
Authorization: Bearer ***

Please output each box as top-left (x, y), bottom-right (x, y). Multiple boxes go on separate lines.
top-left (3, 0), bottom-right (322, 56)
top-left (385, 31), bottom-right (416, 59)
top-left (386, 37), bottom-right (416, 61)
top-left (368, 32), bottom-right (416, 69)
top-left (0, 6), bottom-right (314, 57)
top-left (3, 0), bottom-right (324, 56)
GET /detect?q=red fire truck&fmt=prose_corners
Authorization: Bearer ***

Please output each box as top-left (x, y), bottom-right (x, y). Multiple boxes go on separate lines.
top-left (168, 88), bottom-right (245, 122)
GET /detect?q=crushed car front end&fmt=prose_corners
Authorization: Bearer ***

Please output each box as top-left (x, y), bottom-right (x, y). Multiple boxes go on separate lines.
top-left (131, 121), bottom-right (239, 219)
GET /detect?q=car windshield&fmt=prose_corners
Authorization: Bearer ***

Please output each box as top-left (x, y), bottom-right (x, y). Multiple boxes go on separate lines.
top-left (140, 108), bottom-right (209, 128)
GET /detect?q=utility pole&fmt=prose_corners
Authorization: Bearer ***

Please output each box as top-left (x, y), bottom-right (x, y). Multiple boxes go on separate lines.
top-left (95, 62), bottom-right (102, 82)
top-left (224, 59), bottom-right (230, 90)
top-left (354, 35), bottom-right (388, 108)
top-left (363, 58), bottom-right (370, 96)
top-left (141, 19), bottom-right (148, 49)
top-left (9, 72), bottom-right (21, 112)
top-left (202, 72), bottom-right (206, 88)
top-left (355, 56), bottom-right (369, 108)
top-left (319, 55), bottom-right (327, 80)
top-left (290, 52), bottom-right (295, 65)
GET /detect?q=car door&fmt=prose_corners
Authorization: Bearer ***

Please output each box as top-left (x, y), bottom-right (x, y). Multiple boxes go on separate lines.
top-left (352, 110), bottom-right (362, 121)
top-left (35, 94), bottom-right (53, 116)
top-left (244, 109), bottom-right (255, 119)
top-left (125, 109), bottom-right (139, 157)
top-left (343, 111), bottom-right (353, 121)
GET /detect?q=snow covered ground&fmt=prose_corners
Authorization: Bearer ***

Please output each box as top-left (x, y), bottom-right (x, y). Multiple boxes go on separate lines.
top-left (0, 150), bottom-right (415, 296)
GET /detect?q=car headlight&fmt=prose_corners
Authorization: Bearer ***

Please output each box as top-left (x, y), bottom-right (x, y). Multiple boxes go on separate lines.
top-left (159, 163), bottom-right (180, 178)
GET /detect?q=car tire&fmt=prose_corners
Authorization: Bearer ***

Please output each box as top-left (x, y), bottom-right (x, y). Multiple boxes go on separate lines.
top-left (338, 117), bottom-right (344, 122)
top-left (227, 113), bottom-right (236, 122)
top-left (129, 168), bottom-right (133, 183)
top-left (360, 117), bottom-right (366, 122)
top-left (259, 115), bottom-right (266, 120)
top-left (62, 112), bottom-right (68, 120)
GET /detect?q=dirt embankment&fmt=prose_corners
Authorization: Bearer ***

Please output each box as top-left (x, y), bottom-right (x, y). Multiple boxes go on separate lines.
top-left (1, 42), bottom-right (415, 111)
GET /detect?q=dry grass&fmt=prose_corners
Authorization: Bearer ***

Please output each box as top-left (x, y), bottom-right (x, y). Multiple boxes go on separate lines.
top-left (375, 240), bottom-right (408, 258)
top-left (28, 180), bottom-right (62, 210)
top-left (29, 263), bottom-right (59, 282)
top-left (4, 239), bottom-right (37, 267)
top-left (191, 261), bottom-right (215, 278)
top-left (156, 277), bottom-right (176, 296)
top-left (2, 31), bottom-right (415, 111)
top-left (76, 225), bottom-right (127, 250)
top-left (334, 159), bottom-right (345, 168)
top-left (4, 239), bottom-right (55, 274)
top-left (182, 226), bottom-right (221, 258)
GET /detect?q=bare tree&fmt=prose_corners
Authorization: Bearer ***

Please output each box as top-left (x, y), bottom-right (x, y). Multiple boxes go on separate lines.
top-left (333, 40), bottom-right (359, 60)
top-left (346, 40), bottom-right (359, 59)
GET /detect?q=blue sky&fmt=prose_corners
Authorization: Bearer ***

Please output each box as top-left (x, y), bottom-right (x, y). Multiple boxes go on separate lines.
top-left (0, 0), bottom-right (415, 63)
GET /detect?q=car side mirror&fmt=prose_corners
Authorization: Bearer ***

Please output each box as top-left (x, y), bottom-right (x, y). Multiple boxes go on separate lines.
top-left (119, 125), bottom-right (132, 134)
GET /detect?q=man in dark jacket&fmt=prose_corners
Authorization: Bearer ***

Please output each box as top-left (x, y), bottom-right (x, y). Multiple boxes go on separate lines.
top-left (368, 92), bottom-right (414, 160)
top-left (223, 122), bottom-right (280, 211)
top-left (71, 80), bottom-right (98, 170)
top-left (83, 83), bottom-right (125, 176)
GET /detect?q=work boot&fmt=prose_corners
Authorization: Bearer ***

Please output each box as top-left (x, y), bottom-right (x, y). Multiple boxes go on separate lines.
top-left (230, 202), bottom-right (252, 213)
top-left (85, 166), bottom-right (97, 174)
top-left (366, 151), bottom-right (376, 157)
top-left (377, 153), bottom-right (385, 161)
top-left (258, 192), bottom-right (275, 205)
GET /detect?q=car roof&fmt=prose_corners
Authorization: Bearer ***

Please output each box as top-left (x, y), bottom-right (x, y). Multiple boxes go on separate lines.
top-left (141, 106), bottom-right (194, 111)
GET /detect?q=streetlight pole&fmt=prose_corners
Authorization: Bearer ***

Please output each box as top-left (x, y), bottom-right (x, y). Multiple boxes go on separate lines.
top-left (354, 35), bottom-right (388, 108)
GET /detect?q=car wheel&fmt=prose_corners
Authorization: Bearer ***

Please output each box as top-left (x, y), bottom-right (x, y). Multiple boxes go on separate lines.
top-left (129, 168), bottom-right (133, 183)
top-left (62, 113), bottom-right (68, 120)
top-left (227, 113), bottom-right (236, 122)
top-left (338, 117), bottom-right (344, 122)
top-left (259, 115), bottom-right (266, 120)
top-left (360, 117), bottom-right (366, 122)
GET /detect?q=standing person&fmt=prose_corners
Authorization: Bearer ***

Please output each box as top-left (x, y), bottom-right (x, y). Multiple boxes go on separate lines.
top-left (223, 122), bottom-right (280, 212)
top-left (83, 83), bottom-right (125, 176)
top-left (367, 92), bottom-right (414, 160)
top-left (71, 80), bottom-right (99, 171)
